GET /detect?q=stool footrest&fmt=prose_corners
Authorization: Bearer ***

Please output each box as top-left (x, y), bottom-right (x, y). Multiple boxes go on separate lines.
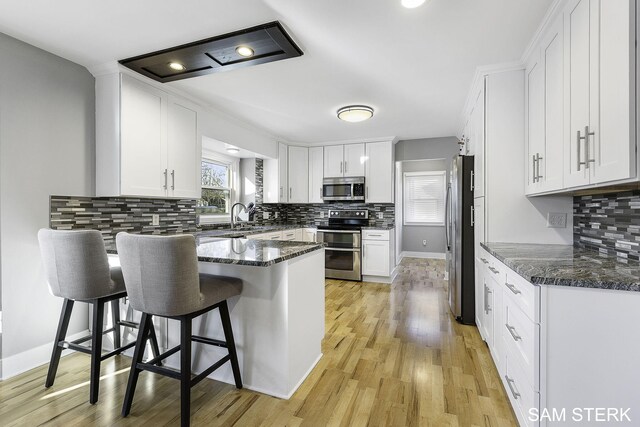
top-left (118, 320), bottom-right (138, 329)
top-left (62, 341), bottom-right (92, 355)
top-left (138, 363), bottom-right (183, 380)
top-left (145, 344), bottom-right (181, 366)
top-left (191, 355), bottom-right (231, 387)
top-left (191, 335), bottom-right (228, 348)
top-left (100, 340), bottom-right (136, 361)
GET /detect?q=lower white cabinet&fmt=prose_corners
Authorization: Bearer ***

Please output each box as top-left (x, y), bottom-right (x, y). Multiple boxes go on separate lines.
top-left (249, 228), bottom-right (314, 242)
top-left (302, 228), bottom-right (317, 242)
top-left (362, 229), bottom-right (395, 280)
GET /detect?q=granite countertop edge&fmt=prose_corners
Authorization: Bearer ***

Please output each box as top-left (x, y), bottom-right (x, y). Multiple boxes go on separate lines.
top-left (480, 242), bottom-right (640, 292)
top-left (196, 243), bottom-right (324, 267)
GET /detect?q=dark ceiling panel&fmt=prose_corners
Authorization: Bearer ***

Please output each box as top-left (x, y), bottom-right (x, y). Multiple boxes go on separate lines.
top-left (119, 21), bottom-right (303, 83)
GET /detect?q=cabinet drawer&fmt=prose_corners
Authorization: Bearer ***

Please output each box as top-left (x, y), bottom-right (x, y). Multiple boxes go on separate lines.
top-left (362, 230), bottom-right (389, 241)
top-left (503, 294), bottom-right (539, 390)
top-left (504, 269), bottom-right (539, 322)
top-left (282, 229), bottom-right (297, 240)
top-left (504, 346), bottom-right (540, 427)
top-left (485, 255), bottom-right (506, 287)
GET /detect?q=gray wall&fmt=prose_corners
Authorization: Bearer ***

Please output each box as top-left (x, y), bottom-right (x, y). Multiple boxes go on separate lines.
top-left (395, 137), bottom-right (458, 255)
top-left (0, 32), bottom-right (95, 370)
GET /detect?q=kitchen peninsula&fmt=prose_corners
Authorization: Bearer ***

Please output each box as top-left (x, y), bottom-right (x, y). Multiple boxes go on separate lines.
top-left (109, 236), bottom-right (325, 399)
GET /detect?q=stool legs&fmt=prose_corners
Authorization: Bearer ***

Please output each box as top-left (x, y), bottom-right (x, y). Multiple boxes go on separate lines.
top-left (180, 318), bottom-right (192, 427)
top-left (45, 299), bottom-right (74, 388)
top-left (90, 300), bottom-right (105, 404)
top-left (110, 299), bottom-right (122, 349)
top-left (219, 301), bottom-right (242, 389)
top-left (122, 312), bottom-right (151, 417)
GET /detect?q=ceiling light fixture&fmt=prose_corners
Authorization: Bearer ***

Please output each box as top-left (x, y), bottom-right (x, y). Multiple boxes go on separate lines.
top-left (401, 0), bottom-right (426, 8)
top-left (236, 46), bottom-right (255, 57)
top-left (337, 105), bottom-right (374, 123)
top-left (168, 62), bottom-right (186, 71)
top-left (226, 147), bottom-right (240, 154)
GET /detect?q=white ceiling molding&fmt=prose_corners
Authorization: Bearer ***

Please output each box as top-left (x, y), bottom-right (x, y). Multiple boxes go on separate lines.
top-left (520, 0), bottom-right (566, 65)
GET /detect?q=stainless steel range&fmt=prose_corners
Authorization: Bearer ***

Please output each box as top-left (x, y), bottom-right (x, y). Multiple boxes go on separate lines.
top-left (317, 209), bottom-right (369, 281)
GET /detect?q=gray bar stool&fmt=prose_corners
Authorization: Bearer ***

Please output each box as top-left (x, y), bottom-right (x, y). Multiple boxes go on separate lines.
top-left (116, 233), bottom-right (243, 427)
top-left (38, 229), bottom-right (161, 404)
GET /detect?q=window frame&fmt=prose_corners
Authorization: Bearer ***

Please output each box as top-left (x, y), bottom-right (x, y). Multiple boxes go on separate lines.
top-left (403, 170), bottom-right (447, 226)
top-left (197, 151), bottom-right (239, 225)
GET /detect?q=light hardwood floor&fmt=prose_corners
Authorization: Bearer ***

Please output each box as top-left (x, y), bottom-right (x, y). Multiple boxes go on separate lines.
top-left (0, 258), bottom-right (517, 426)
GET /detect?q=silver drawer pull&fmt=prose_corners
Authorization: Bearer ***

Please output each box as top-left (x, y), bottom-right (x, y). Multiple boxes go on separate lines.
top-left (506, 323), bottom-right (522, 341)
top-left (488, 266), bottom-right (499, 274)
top-left (505, 282), bottom-right (522, 295)
top-left (368, 234), bottom-right (382, 237)
top-left (505, 375), bottom-right (521, 399)
top-left (480, 258), bottom-right (489, 264)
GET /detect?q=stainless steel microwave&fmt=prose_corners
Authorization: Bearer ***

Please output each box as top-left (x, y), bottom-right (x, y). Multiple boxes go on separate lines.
top-left (322, 177), bottom-right (365, 201)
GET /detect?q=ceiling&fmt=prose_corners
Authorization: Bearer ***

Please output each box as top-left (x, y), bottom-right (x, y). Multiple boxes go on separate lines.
top-left (0, 0), bottom-right (553, 144)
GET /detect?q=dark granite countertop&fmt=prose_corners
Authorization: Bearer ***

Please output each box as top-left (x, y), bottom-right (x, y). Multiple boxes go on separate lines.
top-left (107, 236), bottom-right (324, 267)
top-left (361, 226), bottom-right (395, 230)
top-left (481, 242), bottom-right (640, 292)
top-left (196, 225), bottom-right (317, 239)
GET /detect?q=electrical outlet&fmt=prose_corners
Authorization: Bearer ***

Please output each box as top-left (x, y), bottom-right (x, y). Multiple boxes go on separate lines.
top-left (377, 212), bottom-right (384, 220)
top-left (262, 212), bottom-right (269, 220)
top-left (547, 213), bottom-right (567, 228)
top-left (275, 212), bottom-right (279, 219)
top-left (152, 214), bottom-right (160, 226)
top-left (319, 211), bottom-right (324, 219)
top-left (422, 239), bottom-right (427, 246)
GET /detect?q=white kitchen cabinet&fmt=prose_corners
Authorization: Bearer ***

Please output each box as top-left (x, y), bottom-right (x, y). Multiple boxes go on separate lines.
top-left (525, 51), bottom-right (544, 194)
top-left (343, 143), bottom-right (365, 177)
top-left (308, 147), bottom-right (324, 203)
top-left (278, 142), bottom-right (289, 203)
top-left (361, 229), bottom-right (395, 281)
top-left (302, 228), bottom-right (317, 242)
top-left (96, 73), bottom-right (201, 199)
top-left (323, 143), bottom-right (365, 178)
top-left (263, 142), bottom-right (289, 203)
top-left (364, 141), bottom-right (393, 203)
top-left (564, 0), bottom-right (636, 188)
top-left (251, 231), bottom-right (282, 241)
top-left (288, 146), bottom-right (309, 203)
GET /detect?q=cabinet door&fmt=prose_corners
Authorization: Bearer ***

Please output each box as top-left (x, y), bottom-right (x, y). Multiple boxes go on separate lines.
top-left (482, 278), bottom-right (495, 349)
top-left (323, 145), bottom-right (344, 178)
top-left (362, 240), bottom-right (389, 276)
top-left (120, 75), bottom-right (167, 197)
top-left (540, 16), bottom-right (565, 192)
top-left (525, 52), bottom-right (544, 194)
top-left (308, 147), bottom-right (324, 203)
top-left (167, 98), bottom-right (201, 199)
top-left (278, 142), bottom-right (288, 203)
top-left (590, 0), bottom-right (635, 184)
top-left (471, 86), bottom-right (485, 198)
top-left (288, 146), bottom-right (309, 203)
top-left (475, 258), bottom-right (485, 333)
top-left (365, 141), bottom-right (393, 203)
top-left (344, 143), bottom-right (365, 177)
top-left (564, 0), bottom-right (591, 188)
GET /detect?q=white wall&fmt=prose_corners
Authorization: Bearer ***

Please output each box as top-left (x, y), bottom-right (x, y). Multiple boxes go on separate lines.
top-left (0, 32), bottom-right (95, 376)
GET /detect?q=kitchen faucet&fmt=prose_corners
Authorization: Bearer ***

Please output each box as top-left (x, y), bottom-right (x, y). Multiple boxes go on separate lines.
top-left (230, 202), bottom-right (247, 229)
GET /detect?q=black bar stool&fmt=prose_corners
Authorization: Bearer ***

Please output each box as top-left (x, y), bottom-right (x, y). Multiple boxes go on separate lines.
top-left (38, 229), bottom-right (161, 404)
top-left (116, 232), bottom-right (243, 427)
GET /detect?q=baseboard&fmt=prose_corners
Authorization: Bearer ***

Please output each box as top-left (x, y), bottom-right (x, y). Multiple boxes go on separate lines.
top-left (1, 329), bottom-right (90, 380)
top-left (400, 251), bottom-right (446, 260)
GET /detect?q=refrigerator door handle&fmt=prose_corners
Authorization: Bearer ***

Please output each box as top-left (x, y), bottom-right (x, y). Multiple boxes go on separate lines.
top-left (445, 183), bottom-right (451, 250)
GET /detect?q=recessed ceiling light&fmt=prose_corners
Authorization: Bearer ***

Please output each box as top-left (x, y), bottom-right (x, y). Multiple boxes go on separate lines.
top-left (337, 105), bottom-right (374, 123)
top-left (168, 62), bottom-right (186, 71)
top-left (402, 0), bottom-right (426, 8)
top-left (226, 147), bottom-right (240, 154)
top-left (236, 46), bottom-right (254, 57)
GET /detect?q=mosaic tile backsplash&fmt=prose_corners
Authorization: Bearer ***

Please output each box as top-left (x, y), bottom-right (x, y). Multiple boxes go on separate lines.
top-left (574, 191), bottom-right (640, 260)
top-left (50, 196), bottom-right (198, 244)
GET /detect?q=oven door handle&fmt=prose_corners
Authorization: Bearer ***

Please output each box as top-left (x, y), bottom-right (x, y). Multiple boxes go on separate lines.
top-left (318, 229), bottom-right (360, 234)
top-left (325, 247), bottom-right (360, 252)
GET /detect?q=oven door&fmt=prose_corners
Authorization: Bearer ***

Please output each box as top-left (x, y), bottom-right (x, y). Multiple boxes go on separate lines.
top-left (324, 247), bottom-right (361, 281)
top-left (322, 183), bottom-right (353, 201)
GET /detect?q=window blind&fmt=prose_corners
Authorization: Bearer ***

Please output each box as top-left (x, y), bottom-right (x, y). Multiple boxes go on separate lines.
top-left (403, 171), bottom-right (446, 225)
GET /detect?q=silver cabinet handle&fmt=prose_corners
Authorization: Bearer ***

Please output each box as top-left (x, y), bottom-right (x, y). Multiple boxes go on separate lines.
top-left (536, 154), bottom-right (543, 180)
top-left (480, 258), bottom-right (489, 264)
top-left (280, 186), bottom-right (283, 198)
top-left (344, 161), bottom-right (347, 173)
top-left (584, 125), bottom-right (595, 168)
top-left (506, 323), bottom-right (522, 341)
top-left (470, 170), bottom-right (474, 191)
top-left (366, 186), bottom-right (369, 199)
top-left (577, 129), bottom-right (586, 170)
top-left (163, 169), bottom-right (168, 190)
top-left (505, 282), bottom-right (522, 295)
top-left (171, 170), bottom-right (175, 190)
top-left (290, 187), bottom-right (292, 199)
top-left (483, 284), bottom-right (488, 314)
top-left (320, 187), bottom-right (322, 199)
top-left (505, 375), bottom-right (520, 399)
top-left (532, 155), bottom-right (538, 183)
top-left (367, 234), bottom-right (382, 237)
top-left (340, 161), bottom-right (343, 174)
top-left (488, 266), bottom-right (499, 275)
top-left (471, 206), bottom-right (475, 227)
top-left (486, 288), bottom-right (492, 312)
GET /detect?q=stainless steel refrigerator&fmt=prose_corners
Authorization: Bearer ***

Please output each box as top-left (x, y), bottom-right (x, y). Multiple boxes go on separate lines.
top-left (446, 155), bottom-right (475, 325)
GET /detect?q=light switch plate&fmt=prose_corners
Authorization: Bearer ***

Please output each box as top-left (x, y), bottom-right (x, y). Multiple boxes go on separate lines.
top-left (319, 211), bottom-right (324, 219)
top-left (377, 212), bottom-right (384, 220)
top-left (547, 213), bottom-right (567, 228)
top-left (262, 212), bottom-right (269, 220)
top-left (152, 214), bottom-right (160, 226)
top-left (275, 212), bottom-right (279, 219)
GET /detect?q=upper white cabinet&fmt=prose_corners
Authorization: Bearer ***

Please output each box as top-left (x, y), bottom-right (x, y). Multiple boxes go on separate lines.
top-left (324, 143), bottom-right (365, 178)
top-left (525, 14), bottom-right (565, 195)
top-left (96, 73), bottom-right (201, 199)
top-left (288, 146), bottom-right (309, 203)
top-left (264, 142), bottom-right (290, 203)
top-left (278, 143), bottom-right (289, 203)
top-left (308, 147), bottom-right (324, 203)
top-left (364, 141), bottom-right (394, 203)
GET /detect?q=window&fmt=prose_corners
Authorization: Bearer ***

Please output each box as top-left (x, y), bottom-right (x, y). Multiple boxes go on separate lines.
top-left (197, 159), bottom-right (232, 221)
top-left (403, 171), bottom-right (446, 226)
